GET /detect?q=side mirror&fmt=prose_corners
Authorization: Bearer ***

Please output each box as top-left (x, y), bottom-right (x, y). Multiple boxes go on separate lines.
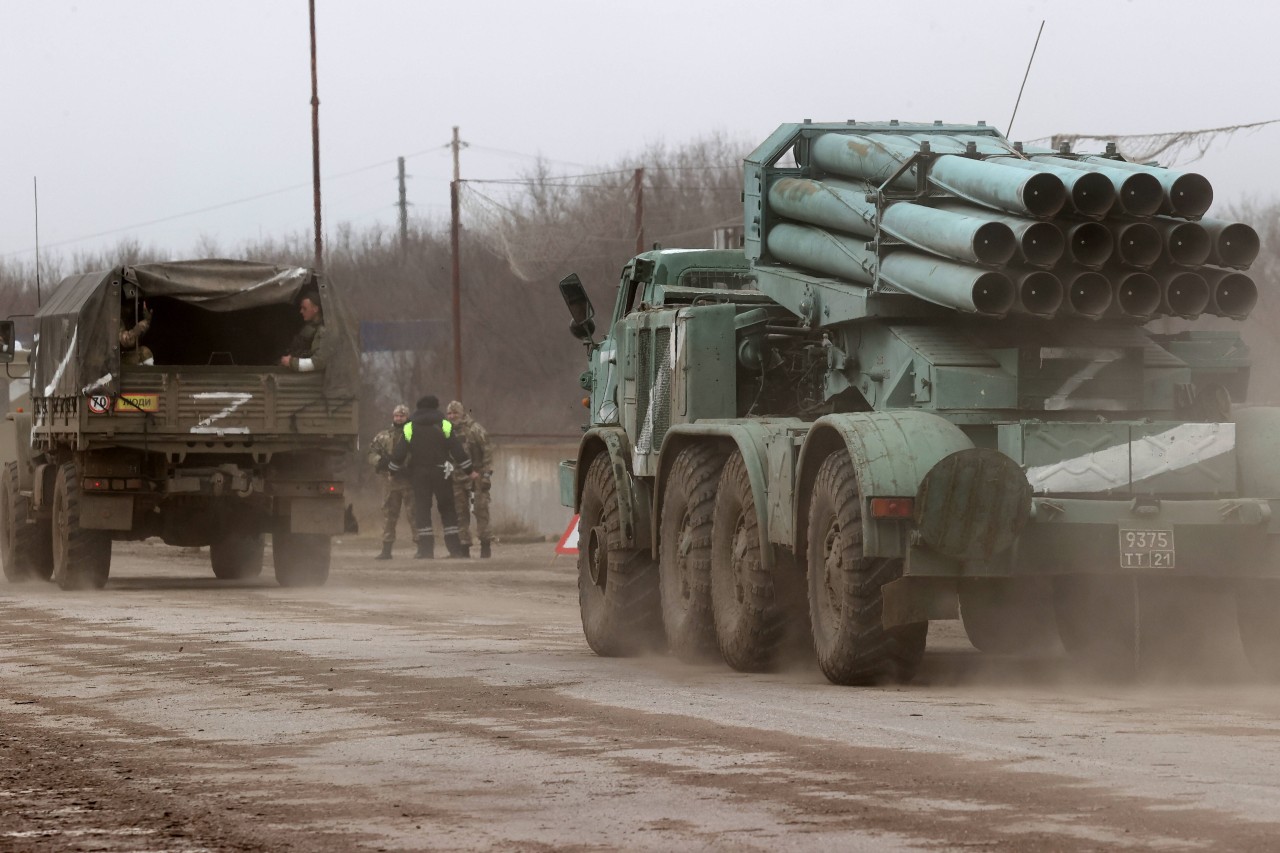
top-left (0, 320), bottom-right (14, 363)
top-left (558, 273), bottom-right (596, 343)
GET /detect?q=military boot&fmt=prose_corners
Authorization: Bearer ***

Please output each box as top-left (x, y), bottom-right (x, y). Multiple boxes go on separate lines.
top-left (415, 538), bottom-right (434, 559)
top-left (479, 540), bottom-right (492, 559)
top-left (444, 534), bottom-right (467, 558)
top-left (375, 542), bottom-right (393, 560)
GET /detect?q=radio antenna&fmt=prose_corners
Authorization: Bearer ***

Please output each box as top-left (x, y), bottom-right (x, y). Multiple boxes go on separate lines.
top-left (33, 177), bottom-right (42, 307)
top-left (1007, 20), bottom-right (1045, 139)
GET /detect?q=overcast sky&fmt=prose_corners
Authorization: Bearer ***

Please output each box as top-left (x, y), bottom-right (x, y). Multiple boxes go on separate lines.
top-left (3, 0), bottom-right (1279, 263)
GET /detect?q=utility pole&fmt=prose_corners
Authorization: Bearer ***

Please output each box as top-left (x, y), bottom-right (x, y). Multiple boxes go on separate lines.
top-left (308, 0), bottom-right (323, 272)
top-left (450, 126), bottom-right (463, 401)
top-left (397, 156), bottom-right (408, 250)
top-left (633, 167), bottom-right (645, 255)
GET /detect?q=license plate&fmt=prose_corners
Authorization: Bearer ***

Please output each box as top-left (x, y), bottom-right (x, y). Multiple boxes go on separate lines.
top-left (1119, 529), bottom-right (1175, 568)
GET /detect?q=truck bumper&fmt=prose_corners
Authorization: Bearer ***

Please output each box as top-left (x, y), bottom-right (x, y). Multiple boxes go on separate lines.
top-left (905, 496), bottom-right (1279, 580)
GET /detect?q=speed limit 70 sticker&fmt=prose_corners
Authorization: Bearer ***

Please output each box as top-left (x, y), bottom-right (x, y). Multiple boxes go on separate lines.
top-left (86, 394), bottom-right (112, 414)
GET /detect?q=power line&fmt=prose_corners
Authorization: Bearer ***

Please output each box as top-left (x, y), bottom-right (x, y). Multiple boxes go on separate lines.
top-left (1, 157), bottom-right (410, 259)
top-left (2, 139), bottom-right (745, 258)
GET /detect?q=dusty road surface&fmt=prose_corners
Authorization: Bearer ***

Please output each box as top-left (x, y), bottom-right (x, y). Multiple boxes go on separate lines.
top-left (2, 538), bottom-right (1280, 852)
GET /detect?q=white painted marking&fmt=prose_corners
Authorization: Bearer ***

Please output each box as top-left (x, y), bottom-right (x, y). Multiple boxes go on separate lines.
top-left (1026, 423), bottom-right (1235, 493)
top-left (42, 327), bottom-right (77, 397)
top-left (190, 391), bottom-right (253, 435)
top-left (80, 372), bottom-right (114, 395)
top-left (1042, 348), bottom-right (1124, 411)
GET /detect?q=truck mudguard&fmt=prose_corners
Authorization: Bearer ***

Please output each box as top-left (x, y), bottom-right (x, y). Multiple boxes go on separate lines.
top-left (795, 411), bottom-right (974, 559)
top-left (574, 426), bottom-right (651, 551)
top-left (654, 420), bottom-right (803, 574)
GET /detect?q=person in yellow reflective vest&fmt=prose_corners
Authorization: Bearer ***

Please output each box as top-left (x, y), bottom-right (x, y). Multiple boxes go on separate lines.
top-left (388, 394), bottom-right (476, 559)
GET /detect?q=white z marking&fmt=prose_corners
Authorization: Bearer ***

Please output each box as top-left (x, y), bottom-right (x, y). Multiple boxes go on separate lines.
top-left (190, 392), bottom-right (252, 434)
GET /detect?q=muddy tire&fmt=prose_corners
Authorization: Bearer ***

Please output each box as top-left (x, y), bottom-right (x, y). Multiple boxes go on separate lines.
top-left (959, 578), bottom-right (1059, 655)
top-left (658, 445), bottom-right (726, 661)
top-left (1237, 580), bottom-right (1280, 681)
top-left (1, 462), bottom-right (53, 582)
top-left (710, 450), bottom-right (807, 672)
top-left (272, 531), bottom-right (331, 587)
top-left (51, 463), bottom-right (112, 591)
top-left (806, 451), bottom-right (926, 685)
top-left (577, 454), bottom-right (662, 656)
top-left (211, 532), bottom-right (266, 580)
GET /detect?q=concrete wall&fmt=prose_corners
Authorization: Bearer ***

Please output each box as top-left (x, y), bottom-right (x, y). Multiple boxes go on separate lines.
top-left (489, 439), bottom-right (579, 538)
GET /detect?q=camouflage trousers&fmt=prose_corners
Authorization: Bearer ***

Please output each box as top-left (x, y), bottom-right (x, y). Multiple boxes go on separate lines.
top-left (381, 480), bottom-right (415, 544)
top-left (452, 475), bottom-right (492, 546)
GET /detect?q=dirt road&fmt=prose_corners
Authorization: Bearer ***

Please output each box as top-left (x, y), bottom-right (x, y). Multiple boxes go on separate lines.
top-left (2, 538), bottom-right (1279, 852)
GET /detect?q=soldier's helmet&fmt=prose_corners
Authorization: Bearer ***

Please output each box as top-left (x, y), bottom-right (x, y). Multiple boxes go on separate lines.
top-left (392, 404), bottom-right (410, 417)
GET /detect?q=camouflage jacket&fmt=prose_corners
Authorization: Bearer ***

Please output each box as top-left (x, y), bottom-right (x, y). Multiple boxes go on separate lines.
top-left (287, 318), bottom-right (320, 357)
top-left (451, 416), bottom-right (492, 478)
top-left (368, 425), bottom-right (410, 481)
top-left (120, 316), bottom-right (150, 349)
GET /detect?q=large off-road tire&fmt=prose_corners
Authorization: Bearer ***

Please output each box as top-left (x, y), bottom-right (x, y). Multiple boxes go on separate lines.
top-left (272, 531), bottom-right (331, 587)
top-left (1, 462), bottom-right (53, 582)
top-left (658, 445), bottom-right (726, 661)
top-left (51, 462), bottom-right (112, 591)
top-left (211, 532), bottom-right (266, 580)
top-left (1055, 576), bottom-right (1160, 679)
top-left (1237, 579), bottom-right (1280, 681)
top-left (806, 451), bottom-right (926, 686)
top-left (959, 578), bottom-right (1060, 655)
top-left (577, 454), bottom-right (662, 657)
top-left (710, 450), bottom-right (809, 672)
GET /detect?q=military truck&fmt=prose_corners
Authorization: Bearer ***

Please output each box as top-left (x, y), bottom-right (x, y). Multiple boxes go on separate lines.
top-left (0, 260), bottom-right (360, 590)
top-left (557, 120), bottom-right (1280, 684)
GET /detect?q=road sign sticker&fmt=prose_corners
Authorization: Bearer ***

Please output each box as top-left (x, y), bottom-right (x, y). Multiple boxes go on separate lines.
top-left (556, 514), bottom-right (580, 555)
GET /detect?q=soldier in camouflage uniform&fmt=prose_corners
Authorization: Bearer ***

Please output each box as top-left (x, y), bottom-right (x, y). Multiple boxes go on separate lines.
top-left (446, 400), bottom-right (493, 558)
top-left (368, 403), bottom-right (414, 560)
top-left (279, 293), bottom-right (333, 372)
top-left (120, 299), bottom-right (154, 366)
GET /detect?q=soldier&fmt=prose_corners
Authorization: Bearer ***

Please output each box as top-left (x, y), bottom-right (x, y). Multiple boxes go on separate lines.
top-left (388, 394), bottom-right (476, 559)
top-left (368, 403), bottom-right (414, 560)
top-left (446, 400), bottom-right (494, 558)
top-left (120, 299), bottom-right (154, 366)
top-left (280, 293), bottom-right (333, 372)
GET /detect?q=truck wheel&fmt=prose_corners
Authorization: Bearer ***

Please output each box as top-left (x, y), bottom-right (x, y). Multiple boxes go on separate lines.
top-left (806, 451), bottom-right (926, 685)
top-left (272, 531), bottom-right (331, 587)
top-left (210, 533), bottom-right (266, 580)
top-left (1, 462), bottom-right (53, 582)
top-left (1237, 580), bottom-right (1280, 680)
top-left (710, 450), bottom-right (807, 671)
top-left (51, 463), bottom-right (112, 591)
top-left (1053, 576), bottom-right (1138, 679)
top-left (577, 454), bottom-right (662, 657)
top-left (959, 578), bottom-right (1060, 655)
top-left (658, 445), bottom-right (726, 661)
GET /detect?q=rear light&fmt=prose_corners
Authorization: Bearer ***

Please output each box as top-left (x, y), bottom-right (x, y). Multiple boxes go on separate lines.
top-left (869, 497), bottom-right (914, 519)
top-left (85, 478), bottom-right (109, 491)
top-left (324, 482), bottom-right (343, 496)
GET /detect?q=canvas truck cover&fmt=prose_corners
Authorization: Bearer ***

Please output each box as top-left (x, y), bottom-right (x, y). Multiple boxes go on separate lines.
top-left (33, 259), bottom-right (360, 401)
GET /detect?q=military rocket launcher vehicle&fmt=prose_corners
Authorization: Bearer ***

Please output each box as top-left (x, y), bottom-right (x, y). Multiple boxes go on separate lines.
top-left (558, 120), bottom-right (1278, 684)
